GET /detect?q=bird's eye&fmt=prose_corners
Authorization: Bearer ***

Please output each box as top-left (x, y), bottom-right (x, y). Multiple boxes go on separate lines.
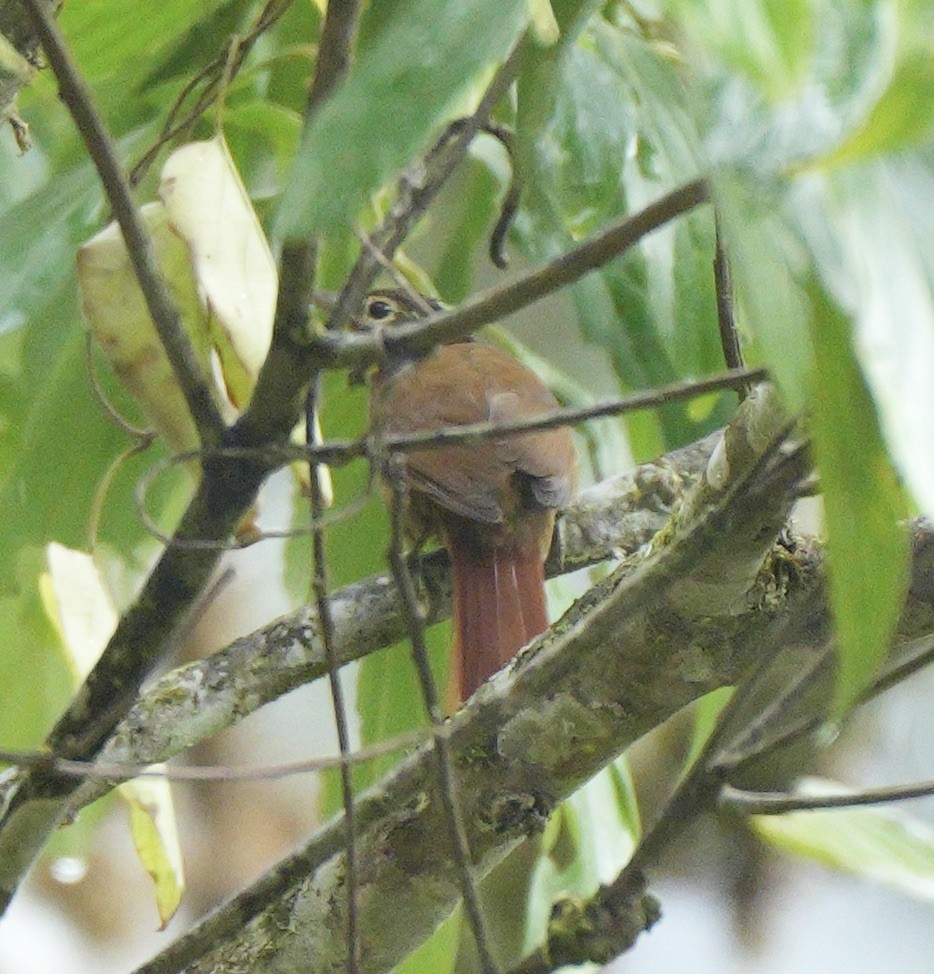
top-left (366, 298), bottom-right (395, 321)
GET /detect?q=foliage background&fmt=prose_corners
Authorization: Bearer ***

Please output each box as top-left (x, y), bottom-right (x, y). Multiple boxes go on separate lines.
top-left (0, 0), bottom-right (931, 971)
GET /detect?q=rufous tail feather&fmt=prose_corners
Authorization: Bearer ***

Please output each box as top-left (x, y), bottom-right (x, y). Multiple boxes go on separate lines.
top-left (447, 531), bottom-right (549, 704)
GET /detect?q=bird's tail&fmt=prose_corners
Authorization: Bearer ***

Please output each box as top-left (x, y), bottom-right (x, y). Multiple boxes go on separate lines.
top-left (446, 531), bottom-right (549, 703)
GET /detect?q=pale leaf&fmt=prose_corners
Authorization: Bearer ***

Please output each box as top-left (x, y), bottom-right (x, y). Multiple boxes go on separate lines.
top-left (77, 202), bottom-right (213, 456)
top-left (752, 778), bottom-right (934, 901)
top-left (159, 136), bottom-right (275, 409)
top-left (40, 543), bottom-right (117, 682)
top-left (120, 771), bottom-right (185, 928)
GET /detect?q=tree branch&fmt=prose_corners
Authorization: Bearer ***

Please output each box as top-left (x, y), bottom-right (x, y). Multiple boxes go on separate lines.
top-left (133, 385), bottom-right (826, 974)
top-left (62, 435), bottom-right (716, 818)
top-left (0, 0), bottom-right (362, 912)
top-left (310, 178), bottom-right (710, 369)
top-left (719, 779), bottom-right (934, 814)
top-left (18, 0), bottom-right (226, 445)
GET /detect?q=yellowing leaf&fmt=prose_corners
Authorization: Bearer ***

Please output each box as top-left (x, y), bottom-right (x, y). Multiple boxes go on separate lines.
top-left (41, 543), bottom-right (118, 683)
top-left (120, 772), bottom-right (185, 928)
top-left (77, 137), bottom-right (276, 452)
top-left (78, 137), bottom-right (330, 504)
top-left (752, 778), bottom-right (934, 901)
top-left (40, 544), bottom-right (185, 924)
top-left (159, 137), bottom-right (275, 409)
top-left (77, 202), bottom-right (213, 456)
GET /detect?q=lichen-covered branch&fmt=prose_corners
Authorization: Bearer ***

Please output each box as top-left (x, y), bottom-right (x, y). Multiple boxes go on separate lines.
top-left (135, 386), bottom-right (826, 974)
top-left (66, 433), bottom-right (717, 817)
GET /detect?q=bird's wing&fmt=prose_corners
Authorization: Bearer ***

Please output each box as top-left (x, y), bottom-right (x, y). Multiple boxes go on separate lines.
top-left (373, 343), bottom-right (576, 523)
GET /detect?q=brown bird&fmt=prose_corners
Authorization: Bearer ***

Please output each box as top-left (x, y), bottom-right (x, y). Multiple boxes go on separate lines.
top-left (359, 289), bottom-right (578, 703)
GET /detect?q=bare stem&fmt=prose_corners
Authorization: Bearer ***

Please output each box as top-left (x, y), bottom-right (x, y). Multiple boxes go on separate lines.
top-left (720, 779), bottom-right (934, 814)
top-left (327, 36), bottom-right (527, 331)
top-left (306, 379), bottom-right (361, 974)
top-left (713, 218), bottom-right (750, 396)
top-left (312, 178), bottom-right (711, 368)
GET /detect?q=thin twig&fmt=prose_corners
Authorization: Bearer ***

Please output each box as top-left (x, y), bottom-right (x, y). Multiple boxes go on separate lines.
top-left (391, 178), bottom-right (710, 356)
top-left (867, 633), bottom-right (934, 700)
top-left (363, 366), bottom-right (766, 454)
top-left (19, 0), bottom-right (227, 447)
top-left (296, 8), bottom-right (364, 967)
top-left (713, 218), bottom-right (751, 396)
top-left (306, 365), bottom-right (770, 463)
top-left (720, 779), bottom-right (934, 815)
top-left (305, 0), bottom-right (357, 109)
top-left (312, 177), bottom-right (711, 368)
top-left (132, 446), bottom-right (376, 549)
top-left (715, 632), bottom-right (934, 791)
top-left (489, 172), bottom-right (522, 269)
top-left (132, 366), bottom-right (767, 543)
top-left (0, 728), bottom-right (432, 784)
top-left (384, 456), bottom-right (500, 974)
top-left (84, 332), bottom-right (155, 441)
top-left (87, 438), bottom-right (157, 552)
top-left (327, 36), bottom-right (528, 332)
top-left (306, 379), bottom-right (361, 974)
top-left (483, 123), bottom-right (520, 269)
top-left (354, 229), bottom-right (438, 315)
top-left (128, 0), bottom-right (294, 185)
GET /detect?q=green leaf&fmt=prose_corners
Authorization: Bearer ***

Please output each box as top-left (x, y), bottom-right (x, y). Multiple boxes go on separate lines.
top-left (120, 773), bottom-right (185, 928)
top-left (807, 158), bottom-right (934, 520)
top-left (394, 911), bottom-right (461, 974)
top-left (225, 101), bottom-right (303, 195)
top-left (608, 756), bottom-right (643, 844)
top-left (350, 627), bottom-right (450, 798)
top-left (0, 163), bottom-right (101, 321)
top-left (0, 550), bottom-right (73, 752)
top-left (60, 0), bottom-right (238, 101)
top-left (277, 0), bottom-right (529, 239)
top-left (678, 0), bottom-right (891, 175)
top-left (137, 0), bottom-right (255, 90)
top-left (821, 4), bottom-right (934, 166)
top-left (685, 686), bottom-right (734, 769)
top-left (714, 173), bottom-right (814, 409)
top-left (524, 765), bottom-right (640, 951)
top-left (672, 0), bottom-right (816, 100)
top-left (808, 282), bottom-right (908, 715)
top-left (752, 778), bottom-right (934, 900)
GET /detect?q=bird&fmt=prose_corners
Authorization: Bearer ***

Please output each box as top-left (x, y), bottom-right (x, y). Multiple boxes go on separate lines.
top-left (357, 288), bottom-right (578, 703)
